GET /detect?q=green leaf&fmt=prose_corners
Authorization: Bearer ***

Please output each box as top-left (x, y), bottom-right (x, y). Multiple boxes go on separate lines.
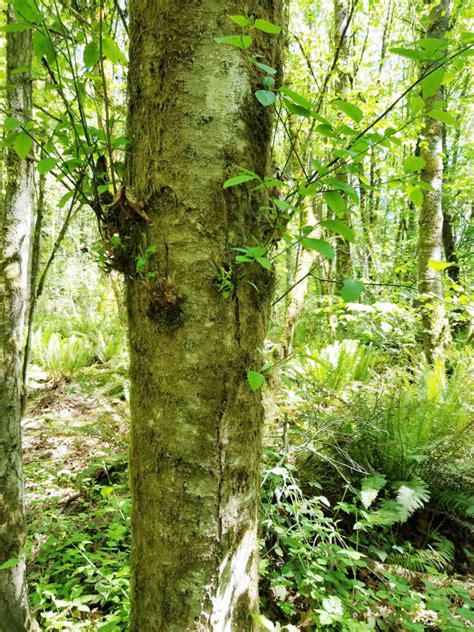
top-left (4, 117), bottom-right (23, 132)
top-left (255, 90), bottom-right (275, 107)
top-left (214, 35), bottom-right (253, 50)
top-left (112, 135), bottom-right (130, 148)
top-left (428, 259), bottom-right (452, 271)
top-left (83, 41), bottom-right (100, 68)
top-left (247, 371), bottom-right (265, 391)
top-left (460, 31), bottom-right (474, 44)
top-left (279, 86), bottom-right (313, 110)
top-left (38, 157), bottom-right (59, 174)
top-left (421, 67), bottom-right (444, 99)
top-left (13, 132), bottom-right (33, 159)
top-left (13, 0), bottom-right (42, 24)
top-left (390, 47), bottom-right (425, 60)
top-left (323, 177), bottom-right (359, 203)
top-left (315, 124), bottom-right (338, 138)
top-left (228, 15), bottom-right (250, 27)
top-left (331, 99), bottom-right (363, 123)
top-left (261, 76), bottom-right (275, 88)
top-left (427, 109), bottom-right (457, 126)
top-left (223, 173), bottom-right (258, 188)
top-left (322, 219), bottom-right (354, 242)
top-left (59, 190), bottom-right (74, 208)
top-left (302, 238), bottom-right (335, 259)
top-left (341, 279), bottom-right (365, 303)
top-left (403, 155), bottom-right (426, 173)
top-left (323, 191), bottom-right (346, 214)
top-left (256, 256), bottom-right (273, 270)
top-left (418, 37), bottom-right (447, 54)
top-left (102, 35), bottom-right (127, 64)
top-left (408, 187), bottom-right (423, 207)
top-left (254, 61), bottom-right (277, 75)
top-left (33, 31), bottom-right (55, 64)
top-left (0, 558), bottom-right (19, 571)
top-left (410, 96), bottom-right (425, 114)
top-left (0, 22), bottom-right (31, 32)
top-left (254, 19), bottom-right (281, 34)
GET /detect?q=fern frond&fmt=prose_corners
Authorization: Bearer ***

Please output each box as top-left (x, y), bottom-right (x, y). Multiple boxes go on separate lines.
top-left (360, 473), bottom-right (387, 509)
top-left (395, 477), bottom-right (430, 522)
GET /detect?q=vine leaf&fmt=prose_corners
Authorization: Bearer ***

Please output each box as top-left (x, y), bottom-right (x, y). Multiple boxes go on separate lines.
top-left (247, 371), bottom-right (265, 391)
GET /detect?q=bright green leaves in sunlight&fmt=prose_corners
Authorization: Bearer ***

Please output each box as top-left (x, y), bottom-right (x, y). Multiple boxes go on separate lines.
top-left (102, 35), bottom-right (127, 64)
top-left (12, 0), bottom-right (42, 24)
top-left (421, 68), bottom-right (444, 99)
top-left (81, 35), bottom-right (127, 68)
top-left (254, 19), bottom-right (281, 34)
top-left (391, 37), bottom-right (447, 63)
top-left (234, 246), bottom-right (272, 270)
top-left (215, 15), bottom-right (281, 108)
top-left (427, 109), bottom-right (457, 126)
top-left (38, 157), bottom-right (59, 174)
top-left (228, 15), bottom-right (251, 27)
top-left (341, 279), bottom-right (365, 303)
top-left (247, 370), bottom-right (266, 391)
top-left (323, 191), bottom-right (346, 214)
top-left (428, 260), bottom-right (453, 271)
top-left (223, 171), bottom-right (260, 188)
top-left (83, 41), bottom-right (100, 68)
top-left (331, 99), bottom-right (363, 123)
top-left (214, 35), bottom-right (253, 49)
top-left (13, 132), bottom-right (33, 159)
top-left (322, 220), bottom-right (355, 242)
top-left (408, 187), bottom-right (423, 207)
top-left (280, 86), bottom-right (329, 123)
top-left (0, 558), bottom-right (20, 571)
top-left (403, 156), bottom-right (426, 173)
top-left (302, 238), bottom-right (335, 259)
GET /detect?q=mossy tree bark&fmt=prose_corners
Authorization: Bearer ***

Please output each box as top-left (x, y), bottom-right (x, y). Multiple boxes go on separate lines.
top-left (124, 2), bottom-right (284, 630)
top-left (0, 6), bottom-right (35, 630)
top-left (417, 0), bottom-right (451, 362)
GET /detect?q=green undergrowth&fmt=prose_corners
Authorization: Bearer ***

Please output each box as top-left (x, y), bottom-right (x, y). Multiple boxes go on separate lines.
top-left (259, 348), bottom-right (473, 630)
top-left (24, 349), bottom-right (473, 630)
top-left (24, 366), bottom-right (130, 630)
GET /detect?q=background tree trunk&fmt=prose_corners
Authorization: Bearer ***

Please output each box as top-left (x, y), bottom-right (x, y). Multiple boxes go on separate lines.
top-left (0, 6), bottom-right (35, 630)
top-left (417, 0), bottom-right (451, 362)
top-left (333, 0), bottom-right (353, 283)
top-left (124, 2), bottom-right (284, 630)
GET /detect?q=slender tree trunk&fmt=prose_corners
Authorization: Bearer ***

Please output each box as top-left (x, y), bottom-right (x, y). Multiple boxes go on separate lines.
top-left (21, 172), bottom-right (45, 415)
top-left (333, 0), bottom-right (352, 282)
top-left (441, 127), bottom-right (461, 284)
top-left (123, 2), bottom-right (283, 630)
top-left (0, 6), bottom-right (35, 630)
top-left (417, 0), bottom-right (451, 362)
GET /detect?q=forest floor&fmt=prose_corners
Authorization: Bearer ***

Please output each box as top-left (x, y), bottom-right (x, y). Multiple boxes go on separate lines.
top-left (21, 363), bottom-right (474, 631)
top-left (23, 365), bottom-right (131, 631)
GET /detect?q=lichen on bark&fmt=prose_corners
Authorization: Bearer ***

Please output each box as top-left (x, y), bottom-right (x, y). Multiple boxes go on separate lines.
top-left (417, 0), bottom-right (452, 363)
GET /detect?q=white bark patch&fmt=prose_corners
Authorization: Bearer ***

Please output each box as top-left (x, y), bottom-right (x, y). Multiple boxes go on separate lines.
top-left (209, 526), bottom-right (255, 631)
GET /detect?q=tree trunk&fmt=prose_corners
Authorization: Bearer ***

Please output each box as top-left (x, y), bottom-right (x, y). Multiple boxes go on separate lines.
top-left (124, 2), bottom-right (283, 630)
top-left (333, 0), bottom-right (352, 283)
top-left (417, 0), bottom-right (451, 362)
top-left (0, 6), bottom-right (35, 630)
top-left (21, 171), bottom-right (45, 415)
